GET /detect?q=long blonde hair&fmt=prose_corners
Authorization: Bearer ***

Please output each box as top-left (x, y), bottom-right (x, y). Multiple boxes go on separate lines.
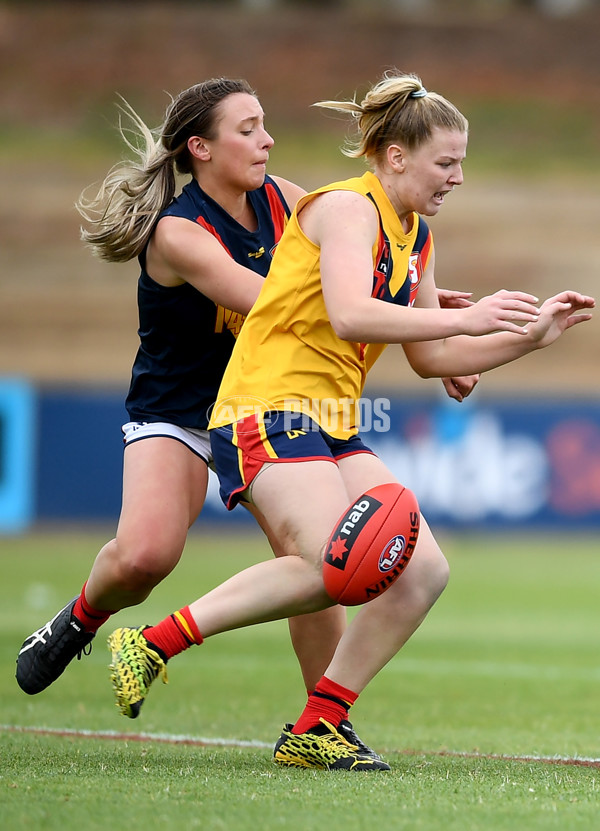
top-left (315, 70), bottom-right (468, 164)
top-left (77, 78), bottom-right (255, 263)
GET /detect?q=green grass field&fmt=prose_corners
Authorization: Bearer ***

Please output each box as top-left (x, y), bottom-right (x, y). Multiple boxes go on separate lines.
top-left (1, 529), bottom-right (599, 830)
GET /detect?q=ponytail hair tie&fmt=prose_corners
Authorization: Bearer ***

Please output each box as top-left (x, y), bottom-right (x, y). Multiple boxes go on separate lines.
top-left (409, 88), bottom-right (428, 99)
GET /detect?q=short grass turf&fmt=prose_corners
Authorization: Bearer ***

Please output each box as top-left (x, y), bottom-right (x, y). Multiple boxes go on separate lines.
top-left (1, 529), bottom-right (599, 830)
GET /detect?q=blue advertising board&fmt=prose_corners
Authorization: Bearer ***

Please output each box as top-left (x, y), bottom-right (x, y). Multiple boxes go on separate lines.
top-left (35, 387), bottom-right (128, 522)
top-left (2, 381), bottom-right (599, 532)
top-left (0, 378), bottom-right (36, 533)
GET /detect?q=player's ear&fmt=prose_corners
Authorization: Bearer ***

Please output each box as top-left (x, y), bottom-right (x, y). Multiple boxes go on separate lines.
top-left (188, 136), bottom-right (211, 161)
top-left (387, 144), bottom-right (406, 173)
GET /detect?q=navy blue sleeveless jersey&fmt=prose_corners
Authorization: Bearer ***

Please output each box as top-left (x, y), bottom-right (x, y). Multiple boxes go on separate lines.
top-left (125, 175), bottom-right (291, 429)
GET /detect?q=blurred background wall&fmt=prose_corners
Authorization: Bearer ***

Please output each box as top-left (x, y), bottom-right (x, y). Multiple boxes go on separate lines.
top-left (0, 0), bottom-right (598, 530)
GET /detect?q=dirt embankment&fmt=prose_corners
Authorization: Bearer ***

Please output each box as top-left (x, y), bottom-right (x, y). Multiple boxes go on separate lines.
top-left (1, 3), bottom-right (598, 394)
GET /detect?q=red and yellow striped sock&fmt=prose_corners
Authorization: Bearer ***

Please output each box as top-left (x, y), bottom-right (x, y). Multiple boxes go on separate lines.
top-left (143, 606), bottom-right (204, 660)
top-left (292, 676), bottom-right (358, 734)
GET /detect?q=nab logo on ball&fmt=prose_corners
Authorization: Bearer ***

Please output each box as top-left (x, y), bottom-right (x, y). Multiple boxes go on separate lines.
top-left (379, 535), bottom-right (407, 572)
top-left (324, 496), bottom-right (382, 571)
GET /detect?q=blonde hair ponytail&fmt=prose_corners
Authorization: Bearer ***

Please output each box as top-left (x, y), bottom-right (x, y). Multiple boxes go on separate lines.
top-left (77, 78), bottom-right (255, 263)
top-left (76, 99), bottom-right (175, 262)
top-left (315, 70), bottom-right (468, 164)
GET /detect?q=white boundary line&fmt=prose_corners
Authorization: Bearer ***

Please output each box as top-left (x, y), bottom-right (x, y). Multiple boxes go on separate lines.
top-left (0, 723), bottom-right (270, 748)
top-left (2, 723), bottom-right (600, 769)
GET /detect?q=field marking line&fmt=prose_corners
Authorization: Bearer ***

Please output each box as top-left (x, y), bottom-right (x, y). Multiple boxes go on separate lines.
top-left (396, 748), bottom-right (600, 769)
top-left (2, 723), bottom-right (600, 769)
top-left (0, 723), bottom-right (269, 748)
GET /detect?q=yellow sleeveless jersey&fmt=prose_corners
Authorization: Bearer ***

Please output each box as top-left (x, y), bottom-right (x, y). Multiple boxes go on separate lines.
top-left (209, 170), bottom-right (433, 439)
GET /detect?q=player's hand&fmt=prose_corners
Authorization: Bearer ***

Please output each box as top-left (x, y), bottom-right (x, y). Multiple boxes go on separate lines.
top-left (527, 291), bottom-right (595, 347)
top-left (437, 288), bottom-right (473, 310)
top-left (441, 374), bottom-right (480, 402)
top-left (464, 289), bottom-right (541, 336)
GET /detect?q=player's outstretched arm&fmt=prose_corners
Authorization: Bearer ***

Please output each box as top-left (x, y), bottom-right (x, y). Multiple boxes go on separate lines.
top-left (405, 290), bottom-right (594, 380)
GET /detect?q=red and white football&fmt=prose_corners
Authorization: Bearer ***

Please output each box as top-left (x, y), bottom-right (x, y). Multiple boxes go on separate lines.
top-left (322, 483), bottom-right (420, 606)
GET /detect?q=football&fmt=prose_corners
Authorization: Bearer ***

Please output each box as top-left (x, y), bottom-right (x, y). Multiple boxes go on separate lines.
top-left (322, 483), bottom-right (420, 606)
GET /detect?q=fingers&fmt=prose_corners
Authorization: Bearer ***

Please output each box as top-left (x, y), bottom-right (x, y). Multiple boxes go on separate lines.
top-left (437, 288), bottom-right (474, 310)
top-left (547, 291), bottom-right (595, 309)
top-left (503, 298), bottom-right (541, 320)
top-left (441, 377), bottom-right (463, 401)
top-left (497, 290), bottom-right (539, 303)
top-left (470, 289), bottom-right (593, 337)
top-left (441, 375), bottom-right (480, 402)
top-left (437, 289), bottom-right (473, 298)
top-left (492, 290), bottom-right (539, 309)
top-left (540, 297), bottom-right (591, 319)
top-left (456, 374), bottom-right (480, 397)
top-left (490, 290), bottom-right (541, 333)
top-left (566, 312), bottom-right (594, 329)
top-left (539, 292), bottom-right (595, 322)
top-left (449, 298), bottom-right (474, 309)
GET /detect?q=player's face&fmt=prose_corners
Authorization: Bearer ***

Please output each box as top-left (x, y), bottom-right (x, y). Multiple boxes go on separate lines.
top-left (396, 127), bottom-right (467, 218)
top-left (205, 93), bottom-right (274, 192)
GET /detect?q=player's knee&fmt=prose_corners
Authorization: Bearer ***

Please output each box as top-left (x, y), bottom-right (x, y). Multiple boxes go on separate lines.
top-left (113, 538), bottom-right (181, 593)
top-left (412, 544), bottom-right (449, 609)
top-left (428, 548), bottom-right (450, 600)
top-left (387, 542), bottom-right (448, 615)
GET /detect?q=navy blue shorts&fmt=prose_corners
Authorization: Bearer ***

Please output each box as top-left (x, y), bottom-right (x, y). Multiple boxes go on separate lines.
top-left (210, 411), bottom-right (374, 510)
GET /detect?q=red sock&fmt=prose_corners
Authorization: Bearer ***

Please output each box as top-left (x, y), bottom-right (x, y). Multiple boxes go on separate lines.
top-left (292, 676), bottom-right (359, 734)
top-left (143, 606), bottom-right (203, 660)
top-left (72, 582), bottom-right (116, 633)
